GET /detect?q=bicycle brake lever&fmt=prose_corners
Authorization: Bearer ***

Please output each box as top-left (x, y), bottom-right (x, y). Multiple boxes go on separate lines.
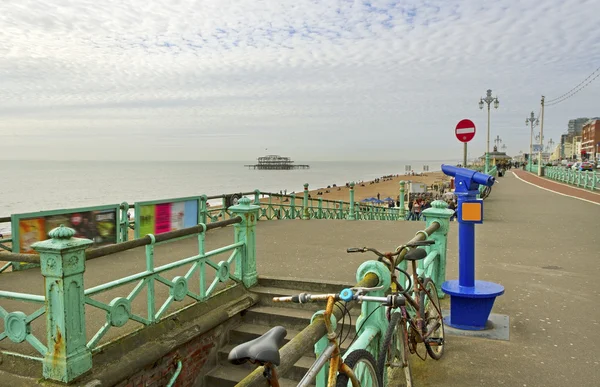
top-left (350, 285), bottom-right (384, 295)
top-left (346, 247), bottom-right (365, 253)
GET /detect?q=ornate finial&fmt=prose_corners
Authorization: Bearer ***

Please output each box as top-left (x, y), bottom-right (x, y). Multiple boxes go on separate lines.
top-left (350, 182), bottom-right (355, 188)
top-left (400, 180), bottom-right (406, 186)
top-left (238, 197), bottom-right (251, 206)
top-left (304, 183), bottom-right (309, 189)
top-left (48, 225), bottom-right (76, 239)
top-left (431, 200), bottom-right (449, 209)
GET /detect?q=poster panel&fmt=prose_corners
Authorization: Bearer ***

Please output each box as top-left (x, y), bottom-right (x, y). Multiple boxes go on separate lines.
top-left (18, 218), bottom-right (46, 254)
top-left (138, 205), bottom-right (156, 237)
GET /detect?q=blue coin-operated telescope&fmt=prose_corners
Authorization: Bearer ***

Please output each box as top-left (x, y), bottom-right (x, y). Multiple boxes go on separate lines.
top-left (441, 165), bottom-right (504, 330)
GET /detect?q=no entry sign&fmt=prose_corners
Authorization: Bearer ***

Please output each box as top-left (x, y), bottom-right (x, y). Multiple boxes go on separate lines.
top-left (455, 119), bottom-right (476, 143)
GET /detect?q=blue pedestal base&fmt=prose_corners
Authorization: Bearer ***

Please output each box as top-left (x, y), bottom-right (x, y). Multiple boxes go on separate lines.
top-left (441, 279), bottom-right (505, 331)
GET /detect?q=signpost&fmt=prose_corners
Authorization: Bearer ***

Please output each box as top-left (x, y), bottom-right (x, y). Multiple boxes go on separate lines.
top-left (456, 119), bottom-right (476, 167)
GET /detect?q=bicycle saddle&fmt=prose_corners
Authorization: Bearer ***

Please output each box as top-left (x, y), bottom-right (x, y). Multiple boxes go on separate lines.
top-left (405, 248), bottom-right (428, 261)
top-left (228, 326), bottom-right (287, 366)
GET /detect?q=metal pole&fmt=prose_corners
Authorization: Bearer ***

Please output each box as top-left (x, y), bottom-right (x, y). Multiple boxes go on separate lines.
top-left (529, 121), bottom-right (533, 171)
top-left (486, 104), bottom-right (491, 173)
top-left (538, 96), bottom-right (545, 176)
top-left (456, 192), bottom-right (475, 288)
top-left (463, 142), bottom-right (468, 168)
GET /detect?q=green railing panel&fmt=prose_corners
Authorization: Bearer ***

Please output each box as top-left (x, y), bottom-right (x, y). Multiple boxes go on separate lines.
top-left (543, 166), bottom-right (599, 192)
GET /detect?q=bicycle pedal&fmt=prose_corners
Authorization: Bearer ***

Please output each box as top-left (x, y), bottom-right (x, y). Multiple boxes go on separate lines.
top-left (425, 337), bottom-right (444, 345)
top-left (389, 361), bottom-right (408, 368)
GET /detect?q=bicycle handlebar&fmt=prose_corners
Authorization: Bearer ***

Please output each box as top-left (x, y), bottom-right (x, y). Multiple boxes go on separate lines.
top-left (346, 240), bottom-right (436, 258)
top-left (273, 287), bottom-right (405, 308)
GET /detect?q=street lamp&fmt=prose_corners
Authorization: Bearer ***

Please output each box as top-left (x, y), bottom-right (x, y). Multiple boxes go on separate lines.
top-left (479, 89), bottom-right (500, 173)
top-left (526, 111), bottom-right (539, 171)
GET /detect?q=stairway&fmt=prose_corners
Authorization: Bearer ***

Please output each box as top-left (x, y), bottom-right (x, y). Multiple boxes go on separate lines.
top-left (205, 276), bottom-right (358, 386)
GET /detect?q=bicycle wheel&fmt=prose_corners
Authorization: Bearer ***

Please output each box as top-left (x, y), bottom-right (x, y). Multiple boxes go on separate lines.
top-left (419, 278), bottom-right (445, 360)
top-left (377, 311), bottom-right (413, 386)
top-left (335, 349), bottom-right (382, 387)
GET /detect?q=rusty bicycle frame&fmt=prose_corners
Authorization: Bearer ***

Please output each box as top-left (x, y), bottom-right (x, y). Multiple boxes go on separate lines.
top-left (286, 295), bottom-right (361, 387)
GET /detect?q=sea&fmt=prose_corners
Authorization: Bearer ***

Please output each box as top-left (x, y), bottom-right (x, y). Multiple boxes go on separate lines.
top-left (0, 159), bottom-right (458, 234)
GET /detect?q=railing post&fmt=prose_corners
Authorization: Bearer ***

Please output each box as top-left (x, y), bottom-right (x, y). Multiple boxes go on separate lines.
top-left (348, 182), bottom-right (356, 220)
top-left (119, 201), bottom-right (129, 242)
top-left (290, 194), bottom-right (296, 219)
top-left (399, 181), bottom-right (406, 219)
top-left (318, 198), bottom-right (323, 219)
top-left (593, 171), bottom-right (597, 191)
top-left (31, 225), bottom-right (92, 383)
top-left (302, 183), bottom-right (310, 220)
top-left (253, 189), bottom-right (261, 206)
top-left (338, 201), bottom-right (343, 219)
top-left (421, 200), bottom-right (454, 298)
top-left (199, 195), bottom-right (208, 224)
top-left (229, 197), bottom-right (260, 287)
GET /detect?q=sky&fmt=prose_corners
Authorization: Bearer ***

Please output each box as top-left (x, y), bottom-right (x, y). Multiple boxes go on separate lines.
top-left (1, 0), bottom-right (599, 162)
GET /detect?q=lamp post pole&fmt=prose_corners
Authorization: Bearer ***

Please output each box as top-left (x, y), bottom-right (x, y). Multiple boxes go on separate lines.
top-left (538, 96), bottom-right (546, 175)
top-left (526, 111), bottom-right (539, 172)
top-left (479, 89), bottom-right (500, 174)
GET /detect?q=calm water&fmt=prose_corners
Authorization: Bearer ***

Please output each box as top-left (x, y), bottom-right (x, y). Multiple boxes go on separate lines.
top-left (0, 159), bottom-right (457, 233)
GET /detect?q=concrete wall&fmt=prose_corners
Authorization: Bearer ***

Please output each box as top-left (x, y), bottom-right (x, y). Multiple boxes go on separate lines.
top-left (78, 284), bottom-right (258, 387)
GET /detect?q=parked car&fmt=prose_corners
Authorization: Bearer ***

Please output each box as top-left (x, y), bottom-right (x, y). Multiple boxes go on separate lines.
top-left (580, 162), bottom-right (594, 171)
top-left (571, 162), bottom-right (582, 170)
top-left (566, 161), bottom-right (576, 169)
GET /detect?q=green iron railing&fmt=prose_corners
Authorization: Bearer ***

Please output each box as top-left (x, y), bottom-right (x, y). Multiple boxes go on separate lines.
top-left (0, 183), bottom-right (408, 272)
top-left (544, 166), bottom-right (599, 191)
top-left (0, 198), bottom-right (259, 383)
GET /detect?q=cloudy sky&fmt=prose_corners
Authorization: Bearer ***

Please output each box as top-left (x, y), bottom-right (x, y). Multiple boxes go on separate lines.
top-left (1, 0), bottom-right (599, 161)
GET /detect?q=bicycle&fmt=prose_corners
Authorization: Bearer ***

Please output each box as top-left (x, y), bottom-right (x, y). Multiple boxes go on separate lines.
top-left (228, 286), bottom-right (405, 387)
top-left (347, 240), bottom-right (445, 386)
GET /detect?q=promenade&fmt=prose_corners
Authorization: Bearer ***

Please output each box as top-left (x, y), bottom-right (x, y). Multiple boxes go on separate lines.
top-left (1, 170), bottom-right (599, 386)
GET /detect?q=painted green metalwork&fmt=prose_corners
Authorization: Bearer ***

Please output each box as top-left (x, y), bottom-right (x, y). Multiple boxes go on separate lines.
top-left (230, 197), bottom-right (259, 288)
top-left (119, 202), bottom-right (129, 242)
top-left (399, 181), bottom-right (406, 218)
top-left (31, 225), bottom-right (93, 383)
top-left (302, 184), bottom-right (310, 220)
top-left (545, 166), bottom-right (599, 191)
top-left (347, 182), bottom-right (356, 220)
top-left (0, 291), bottom-right (46, 359)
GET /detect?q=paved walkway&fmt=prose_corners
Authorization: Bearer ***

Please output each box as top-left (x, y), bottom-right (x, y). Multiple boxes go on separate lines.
top-left (1, 171), bottom-right (600, 386)
top-left (512, 168), bottom-right (600, 204)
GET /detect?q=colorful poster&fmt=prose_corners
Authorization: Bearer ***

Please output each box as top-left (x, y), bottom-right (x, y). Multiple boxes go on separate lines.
top-left (18, 218), bottom-right (46, 253)
top-left (138, 205), bottom-right (156, 237)
top-left (183, 200), bottom-right (198, 228)
top-left (170, 201), bottom-right (185, 231)
top-left (94, 210), bottom-right (117, 245)
top-left (155, 203), bottom-right (172, 234)
top-left (17, 209), bottom-right (118, 253)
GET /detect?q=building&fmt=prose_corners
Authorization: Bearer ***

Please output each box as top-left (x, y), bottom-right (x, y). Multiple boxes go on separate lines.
top-left (549, 144), bottom-right (561, 162)
top-left (581, 119), bottom-right (600, 161)
top-left (568, 118), bottom-right (593, 136)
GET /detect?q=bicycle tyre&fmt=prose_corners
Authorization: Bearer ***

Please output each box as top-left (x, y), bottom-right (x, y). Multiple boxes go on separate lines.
top-left (335, 349), bottom-right (382, 387)
top-left (377, 311), bottom-right (413, 386)
top-left (419, 278), bottom-right (445, 360)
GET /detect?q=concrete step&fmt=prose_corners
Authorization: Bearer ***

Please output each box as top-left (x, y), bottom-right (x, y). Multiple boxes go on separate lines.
top-left (218, 343), bottom-right (316, 383)
top-left (250, 285), bottom-right (362, 314)
top-left (257, 275), bottom-right (353, 294)
top-left (243, 305), bottom-right (316, 331)
top-left (205, 363), bottom-right (299, 387)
